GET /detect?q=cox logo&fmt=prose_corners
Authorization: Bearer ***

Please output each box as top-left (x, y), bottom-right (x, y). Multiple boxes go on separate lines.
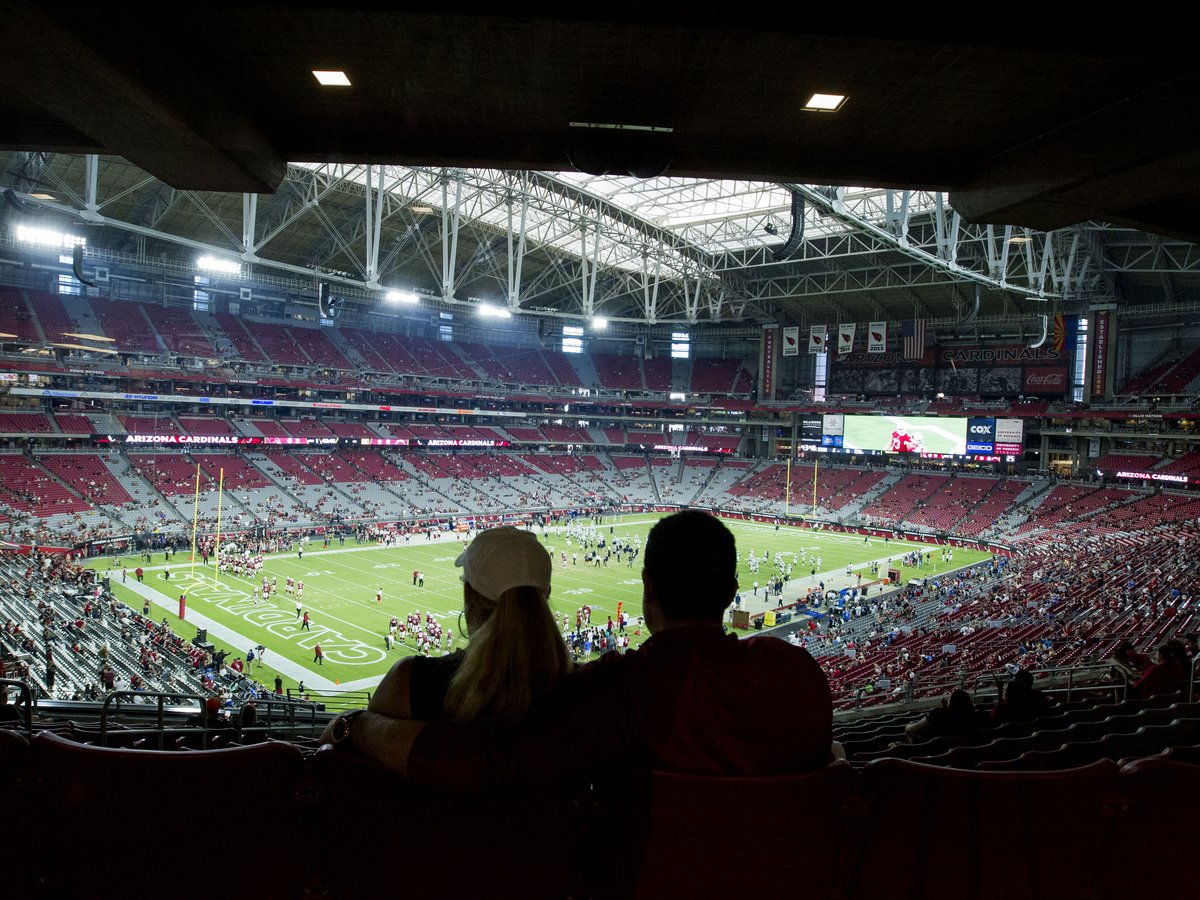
top-left (968, 425), bottom-right (992, 434)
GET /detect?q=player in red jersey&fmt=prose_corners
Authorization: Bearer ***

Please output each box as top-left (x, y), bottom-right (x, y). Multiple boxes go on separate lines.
top-left (888, 429), bottom-right (924, 453)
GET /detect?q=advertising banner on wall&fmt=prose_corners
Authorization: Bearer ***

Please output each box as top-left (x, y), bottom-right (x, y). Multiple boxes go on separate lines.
top-left (829, 341), bottom-right (1068, 397)
top-left (1023, 366), bottom-right (1069, 395)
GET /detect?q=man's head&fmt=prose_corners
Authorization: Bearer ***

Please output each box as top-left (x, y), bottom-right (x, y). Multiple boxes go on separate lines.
top-left (642, 511), bottom-right (737, 626)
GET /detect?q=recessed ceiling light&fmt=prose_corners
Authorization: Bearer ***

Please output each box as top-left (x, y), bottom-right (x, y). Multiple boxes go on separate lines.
top-left (313, 70), bottom-right (351, 87)
top-left (804, 93), bottom-right (847, 112)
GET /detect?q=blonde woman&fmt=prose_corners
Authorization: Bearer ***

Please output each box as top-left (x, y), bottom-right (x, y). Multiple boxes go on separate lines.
top-left (328, 526), bottom-right (570, 742)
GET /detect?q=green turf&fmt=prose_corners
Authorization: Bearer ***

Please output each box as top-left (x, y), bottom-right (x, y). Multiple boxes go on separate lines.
top-left (88, 514), bottom-right (990, 694)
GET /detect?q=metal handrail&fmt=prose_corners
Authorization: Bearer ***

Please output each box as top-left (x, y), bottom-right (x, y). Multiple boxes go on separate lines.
top-left (100, 689), bottom-right (205, 749)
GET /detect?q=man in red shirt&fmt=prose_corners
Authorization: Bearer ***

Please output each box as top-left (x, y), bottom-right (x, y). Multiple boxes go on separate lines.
top-left (327, 510), bottom-right (832, 788)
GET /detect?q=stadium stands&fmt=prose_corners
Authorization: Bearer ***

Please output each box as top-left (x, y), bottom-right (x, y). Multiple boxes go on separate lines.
top-left (92, 299), bottom-right (160, 354)
top-left (0, 412), bottom-right (53, 434)
top-left (141, 304), bottom-right (216, 357)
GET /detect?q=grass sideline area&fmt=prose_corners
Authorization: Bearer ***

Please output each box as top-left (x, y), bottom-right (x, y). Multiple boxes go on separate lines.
top-left (87, 514), bottom-right (991, 695)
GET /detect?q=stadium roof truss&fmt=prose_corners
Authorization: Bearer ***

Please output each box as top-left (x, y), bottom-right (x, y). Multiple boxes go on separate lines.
top-left (5, 152), bottom-right (1200, 329)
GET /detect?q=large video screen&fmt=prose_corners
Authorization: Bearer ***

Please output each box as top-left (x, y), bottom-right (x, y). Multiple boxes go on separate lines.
top-left (842, 415), bottom-right (967, 455)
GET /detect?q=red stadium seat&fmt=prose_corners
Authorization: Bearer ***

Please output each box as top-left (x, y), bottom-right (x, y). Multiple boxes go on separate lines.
top-left (31, 732), bottom-right (307, 900)
top-left (853, 758), bottom-right (1121, 900)
top-left (590, 762), bottom-right (858, 899)
top-left (312, 745), bottom-right (582, 900)
top-left (1112, 758), bottom-right (1200, 895)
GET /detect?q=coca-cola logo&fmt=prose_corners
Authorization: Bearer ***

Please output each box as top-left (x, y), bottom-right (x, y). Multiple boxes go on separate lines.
top-left (1024, 366), bottom-right (1067, 392)
top-left (1025, 372), bottom-right (1065, 386)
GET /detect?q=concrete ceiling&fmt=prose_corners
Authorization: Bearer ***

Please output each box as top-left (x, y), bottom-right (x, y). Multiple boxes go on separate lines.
top-left (3, 5), bottom-right (1198, 239)
top-left (2, 5), bottom-right (1200, 328)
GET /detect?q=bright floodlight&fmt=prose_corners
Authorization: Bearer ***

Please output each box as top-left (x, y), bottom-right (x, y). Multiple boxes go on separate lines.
top-left (478, 304), bottom-right (512, 319)
top-left (15, 225), bottom-right (85, 249)
top-left (386, 290), bottom-right (420, 304)
top-left (313, 70), bottom-right (351, 86)
top-left (197, 256), bottom-right (242, 275)
top-left (592, 317), bottom-right (608, 329)
top-left (804, 93), bottom-right (847, 112)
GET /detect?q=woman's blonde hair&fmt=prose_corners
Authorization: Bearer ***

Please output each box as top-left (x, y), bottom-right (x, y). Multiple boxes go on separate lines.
top-left (442, 582), bottom-right (571, 724)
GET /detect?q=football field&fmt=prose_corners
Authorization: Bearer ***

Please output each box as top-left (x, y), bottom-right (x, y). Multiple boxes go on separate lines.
top-left (90, 514), bottom-right (989, 697)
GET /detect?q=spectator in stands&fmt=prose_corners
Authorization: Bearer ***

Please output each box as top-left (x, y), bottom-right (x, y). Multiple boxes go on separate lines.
top-left (357, 525), bottom-right (570, 725)
top-left (904, 689), bottom-right (981, 743)
top-left (324, 510), bottom-right (832, 788)
top-left (991, 669), bottom-right (1050, 723)
top-left (1108, 640), bottom-right (1152, 681)
top-left (1132, 642), bottom-right (1189, 699)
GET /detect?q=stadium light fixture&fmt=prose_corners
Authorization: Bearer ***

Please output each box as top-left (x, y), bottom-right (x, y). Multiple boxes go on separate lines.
top-left (478, 304), bottom-right (512, 319)
top-left (15, 225), bottom-right (85, 249)
top-left (313, 70), bottom-right (351, 86)
top-left (386, 290), bottom-right (420, 304)
top-left (804, 93), bottom-right (847, 112)
top-left (591, 317), bottom-right (608, 330)
top-left (197, 255), bottom-right (242, 275)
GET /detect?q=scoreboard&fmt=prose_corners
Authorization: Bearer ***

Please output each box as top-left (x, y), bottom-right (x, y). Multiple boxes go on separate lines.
top-left (798, 414), bottom-right (1023, 462)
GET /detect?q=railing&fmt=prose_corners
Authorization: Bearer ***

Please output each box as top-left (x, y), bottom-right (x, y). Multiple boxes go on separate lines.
top-left (829, 661), bottom-right (1127, 713)
top-left (0, 677), bottom-right (34, 735)
top-left (283, 688), bottom-right (371, 715)
top-left (100, 689), bottom-right (205, 749)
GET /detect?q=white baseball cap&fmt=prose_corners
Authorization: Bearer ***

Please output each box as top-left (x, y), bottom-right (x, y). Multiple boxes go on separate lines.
top-left (455, 526), bottom-right (552, 602)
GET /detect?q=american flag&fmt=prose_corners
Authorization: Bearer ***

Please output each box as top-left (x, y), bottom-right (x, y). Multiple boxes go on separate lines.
top-left (900, 319), bottom-right (926, 360)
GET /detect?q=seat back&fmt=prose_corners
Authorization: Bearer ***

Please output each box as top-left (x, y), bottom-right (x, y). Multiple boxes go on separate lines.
top-left (1112, 758), bottom-right (1200, 895)
top-left (312, 745), bottom-right (583, 900)
top-left (853, 758), bottom-right (1121, 900)
top-left (32, 732), bottom-right (307, 900)
top-left (590, 762), bottom-right (858, 899)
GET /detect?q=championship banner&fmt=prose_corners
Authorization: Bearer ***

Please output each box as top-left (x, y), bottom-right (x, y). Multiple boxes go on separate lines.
top-left (867, 321), bottom-right (887, 354)
top-left (838, 323), bottom-right (856, 355)
top-left (809, 325), bottom-right (827, 354)
top-left (782, 326), bottom-right (800, 357)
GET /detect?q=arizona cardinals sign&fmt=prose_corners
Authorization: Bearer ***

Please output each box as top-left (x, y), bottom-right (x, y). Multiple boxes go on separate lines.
top-left (868, 321), bottom-right (887, 354)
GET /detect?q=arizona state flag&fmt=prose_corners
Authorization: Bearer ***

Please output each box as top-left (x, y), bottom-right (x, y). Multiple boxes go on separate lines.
top-left (1053, 314), bottom-right (1079, 353)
